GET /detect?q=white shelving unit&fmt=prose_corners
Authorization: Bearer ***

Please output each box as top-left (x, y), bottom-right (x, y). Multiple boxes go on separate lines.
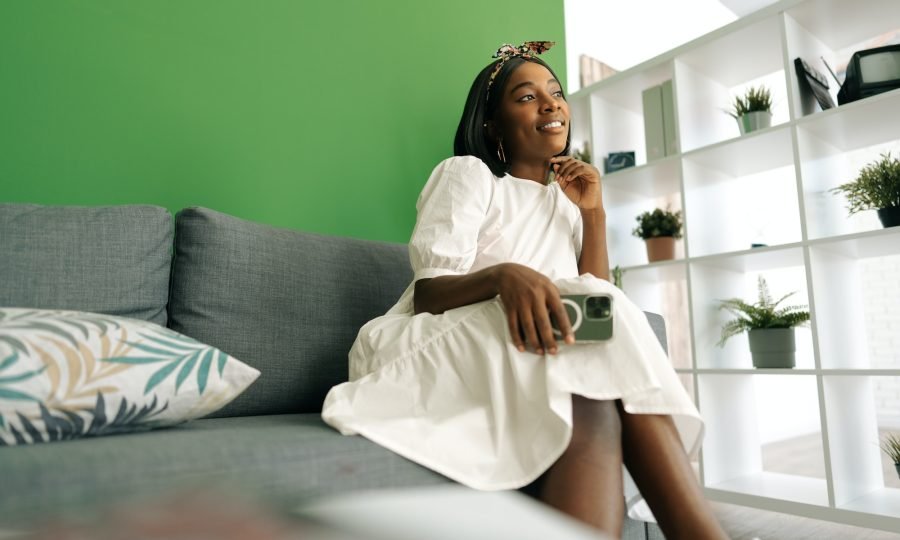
top-left (569, 0), bottom-right (900, 531)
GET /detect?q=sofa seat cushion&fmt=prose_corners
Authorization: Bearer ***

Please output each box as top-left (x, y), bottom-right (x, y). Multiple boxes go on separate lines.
top-left (0, 413), bottom-right (450, 527)
top-left (0, 204), bottom-right (173, 326)
top-left (167, 207), bottom-right (413, 417)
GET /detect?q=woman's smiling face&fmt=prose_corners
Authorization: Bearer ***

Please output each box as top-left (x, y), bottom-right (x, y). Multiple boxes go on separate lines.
top-left (494, 60), bottom-right (569, 165)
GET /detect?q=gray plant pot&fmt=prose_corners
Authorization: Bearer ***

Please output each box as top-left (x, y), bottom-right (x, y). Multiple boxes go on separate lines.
top-left (737, 111), bottom-right (772, 135)
top-left (748, 328), bottom-right (796, 368)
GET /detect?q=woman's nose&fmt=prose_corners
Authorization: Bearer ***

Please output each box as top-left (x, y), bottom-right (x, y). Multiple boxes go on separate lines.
top-left (542, 98), bottom-right (560, 112)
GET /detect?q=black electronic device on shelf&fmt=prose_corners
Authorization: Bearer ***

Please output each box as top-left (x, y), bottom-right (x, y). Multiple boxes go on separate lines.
top-left (794, 57), bottom-right (835, 113)
top-left (837, 44), bottom-right (900, 105)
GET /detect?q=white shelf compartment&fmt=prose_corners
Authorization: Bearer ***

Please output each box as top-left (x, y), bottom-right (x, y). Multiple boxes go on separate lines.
top-left (603, 158), bottom-right (684, 269)
top-left (807, 229), bottom-right (900, 370)
top-left (675, 14), bottom-right (791, 152)
top-left (682, 127), bottom-right (801, 257)
top-left (698, 373), bottom-right (828, 506)
top-left (795, 91), bottom-right (900, 240)
top-left (822, 375), bottom-right (900, 520)
top-left (689, 246), bottom-right (813, 370)
top-left (602, 155), bottom-right (681, 206)
top-left (620, 260), bottom-right (692, 369)
top-left (583, 60), bottom-right (677, 169)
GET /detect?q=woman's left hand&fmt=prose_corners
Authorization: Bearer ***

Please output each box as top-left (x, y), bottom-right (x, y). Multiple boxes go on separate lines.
top-left (550, 156), bottom-right (603, 211)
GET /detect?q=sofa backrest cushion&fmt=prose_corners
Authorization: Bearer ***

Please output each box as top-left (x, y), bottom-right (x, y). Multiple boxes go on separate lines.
top-left (168, 207), bottom-right (412, 417)
top-left (0, 204), bottom-right (172, 326)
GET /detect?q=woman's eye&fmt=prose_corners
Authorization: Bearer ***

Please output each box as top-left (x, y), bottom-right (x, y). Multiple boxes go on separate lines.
top-left (517, 95), bottom-right (535, 102)
top-left (553, 90), bottom-right (564, 98)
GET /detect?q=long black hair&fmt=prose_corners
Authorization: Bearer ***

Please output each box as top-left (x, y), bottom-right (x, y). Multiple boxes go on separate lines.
top-left (453, 55), bottom-right (571, 177)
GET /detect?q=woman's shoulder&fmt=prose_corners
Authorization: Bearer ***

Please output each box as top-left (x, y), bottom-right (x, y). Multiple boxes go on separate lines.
top-left (417, 156), bottom-right (496, 209)
top-left (431, 155), bottom-right (496, 180)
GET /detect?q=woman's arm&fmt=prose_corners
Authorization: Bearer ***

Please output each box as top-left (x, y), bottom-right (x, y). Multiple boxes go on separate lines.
top-left (577, 208), bottom-right (610, 280)
top-left (415, 262), bottom-right (574, 355)
top-left (413, 267), bottom-right (502, 315)
top-left (550, 156), bottom-right (609, 281)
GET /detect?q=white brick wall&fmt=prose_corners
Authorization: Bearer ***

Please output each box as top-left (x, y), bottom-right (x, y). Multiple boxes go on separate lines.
top-left (861, 254), bottom-right (900, 428)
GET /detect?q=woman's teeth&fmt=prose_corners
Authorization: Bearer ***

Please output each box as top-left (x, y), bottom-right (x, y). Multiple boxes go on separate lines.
top-left (540, 121), bottom-right (562, 130)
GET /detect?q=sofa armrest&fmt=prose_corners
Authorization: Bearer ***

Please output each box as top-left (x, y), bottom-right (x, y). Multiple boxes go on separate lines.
top-left (643, 312), bottom-right (668, 355)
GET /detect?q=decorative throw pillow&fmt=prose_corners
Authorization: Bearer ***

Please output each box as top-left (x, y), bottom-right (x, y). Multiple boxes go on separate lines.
top-left (0, 308), bottom-right (260, 446)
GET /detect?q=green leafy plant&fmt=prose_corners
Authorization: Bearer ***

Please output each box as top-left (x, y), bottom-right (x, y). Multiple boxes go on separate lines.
top-left (611, 265), bottom-right (624, 289)
top-left (632, 208), bottom-right (683, 239)
top-left (717, 276), bottom-right (810, 347)
top-left (829, 152), bottom-right (900, 214)
top-left (728, 85), bottom-right (772, 118)
top-left (881, 432), bottom-right (900, 464)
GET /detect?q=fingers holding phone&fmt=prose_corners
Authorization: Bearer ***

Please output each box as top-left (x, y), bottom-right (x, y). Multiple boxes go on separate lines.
top-left (496, 263), bottom-right (573, 354)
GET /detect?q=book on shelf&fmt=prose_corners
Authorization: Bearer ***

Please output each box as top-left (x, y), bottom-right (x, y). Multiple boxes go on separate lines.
top-left (642, 80), bottom-right (678, 162)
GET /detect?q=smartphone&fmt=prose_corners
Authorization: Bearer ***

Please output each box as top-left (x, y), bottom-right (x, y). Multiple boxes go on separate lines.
top-left (551, 293), bottom-right (614, 342)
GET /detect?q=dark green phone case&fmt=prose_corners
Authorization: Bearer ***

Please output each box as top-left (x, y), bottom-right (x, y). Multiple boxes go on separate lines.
top-left (552, 293), bottom-right (614, 342)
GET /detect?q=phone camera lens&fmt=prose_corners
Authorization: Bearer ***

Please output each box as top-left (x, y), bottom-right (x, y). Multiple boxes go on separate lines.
top-left (586, 296), bottom-right (611, 319)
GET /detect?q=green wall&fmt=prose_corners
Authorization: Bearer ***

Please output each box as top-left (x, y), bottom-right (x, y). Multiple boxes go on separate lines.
top-left (0, 1), bottom-right (565, 242)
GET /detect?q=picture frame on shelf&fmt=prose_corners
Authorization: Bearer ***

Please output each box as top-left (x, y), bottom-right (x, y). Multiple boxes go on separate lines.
top-left (603, 151), bottom-right (635, 173)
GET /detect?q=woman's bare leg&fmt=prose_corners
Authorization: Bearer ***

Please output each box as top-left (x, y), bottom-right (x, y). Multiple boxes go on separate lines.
top-left (616, 401), bottom-right (727, 539)
top-left (538, 395), bottom-right (625, 537)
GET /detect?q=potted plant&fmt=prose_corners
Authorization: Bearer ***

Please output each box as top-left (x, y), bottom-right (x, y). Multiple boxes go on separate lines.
top-left (728, 85), bottom-right (772, 135)
top-left (717, 276), bottom-right (810, 368)
top-left (632, 207), bottom-right (683, 262)
top-left (881, 432), bottom-right (900, 480)
top-left (829, 152), bottom-right (900, 228)
top-left (611, 265), bottom-right (624, 289)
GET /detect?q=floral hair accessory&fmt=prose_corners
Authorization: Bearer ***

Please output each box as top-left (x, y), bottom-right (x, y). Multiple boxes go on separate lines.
top-left (487, 41), bottom-right (555, 98)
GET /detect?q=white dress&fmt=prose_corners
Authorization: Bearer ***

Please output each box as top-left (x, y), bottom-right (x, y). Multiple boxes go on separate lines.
top-left (321, 156), bottom-right (703, 521)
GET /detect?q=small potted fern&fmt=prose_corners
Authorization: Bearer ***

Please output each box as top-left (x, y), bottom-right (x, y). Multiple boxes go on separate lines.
top-left (830, 152), bottom-right (900, 228)
top-left (632, 207), bottom-right (683, 262)
top-left (728, 85), bottom-right (773, 135)
top-left (881, 433), bottom-right (900, 479)
top-left (717, 276), bottom-right (810, 368)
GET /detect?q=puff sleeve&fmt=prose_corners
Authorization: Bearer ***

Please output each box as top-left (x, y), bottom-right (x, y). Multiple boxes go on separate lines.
top-left (409, 156), bottom-right (495, 282)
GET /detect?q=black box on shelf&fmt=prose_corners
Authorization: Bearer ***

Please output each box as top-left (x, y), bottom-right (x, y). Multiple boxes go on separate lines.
top-left (604, 151), bottom-right (635, 173)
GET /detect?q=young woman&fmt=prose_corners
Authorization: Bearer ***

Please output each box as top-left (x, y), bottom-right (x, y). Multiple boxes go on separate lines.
top-left (323, 42), bottom-right (727, 539)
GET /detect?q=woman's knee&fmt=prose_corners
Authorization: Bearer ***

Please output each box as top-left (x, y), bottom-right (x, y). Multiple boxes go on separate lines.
top-left (570, 396), bottom-right (622, 447)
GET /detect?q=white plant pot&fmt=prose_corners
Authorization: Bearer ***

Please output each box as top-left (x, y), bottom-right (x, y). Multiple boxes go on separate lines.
top-left (737, 111), bottom-right (772, 135)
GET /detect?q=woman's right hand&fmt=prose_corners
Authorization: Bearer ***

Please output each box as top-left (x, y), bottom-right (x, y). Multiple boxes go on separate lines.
top-left (493, 263), bottom-right (574, 355)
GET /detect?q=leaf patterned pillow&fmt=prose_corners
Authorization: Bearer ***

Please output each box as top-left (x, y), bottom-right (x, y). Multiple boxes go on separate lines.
top-left (0, 308), bottom-right (260, 446)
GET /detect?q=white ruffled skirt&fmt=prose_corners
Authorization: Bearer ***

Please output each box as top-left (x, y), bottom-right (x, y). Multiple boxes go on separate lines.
top-left (322, 274), bottom-right (703, 521)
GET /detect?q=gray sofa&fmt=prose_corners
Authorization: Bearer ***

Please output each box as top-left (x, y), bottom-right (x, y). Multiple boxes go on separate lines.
top-left (0, 204), bottom-right (663, 539)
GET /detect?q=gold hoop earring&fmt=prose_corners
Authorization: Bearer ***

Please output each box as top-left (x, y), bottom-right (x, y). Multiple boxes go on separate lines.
top-left (497, 140), bottom-right (507, 163)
